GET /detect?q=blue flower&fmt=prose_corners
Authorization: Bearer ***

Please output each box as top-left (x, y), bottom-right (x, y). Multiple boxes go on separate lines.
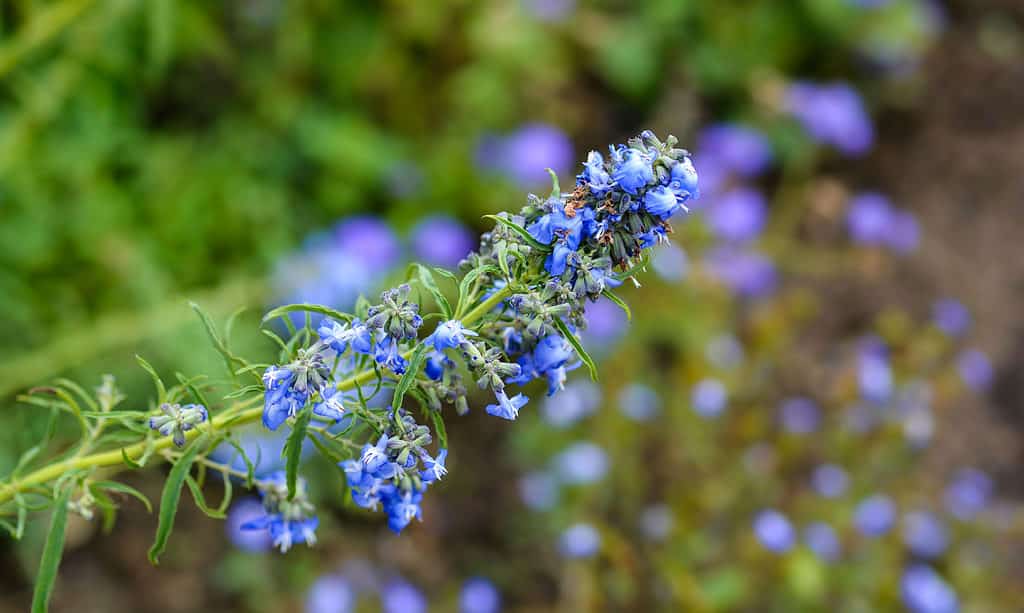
top-left (753, 509), bottom-right (795, 553)
top-left (691, 379), bottom-right (727, 418)
top-left (240, 472), bottom-right (319, 552)
top-left (643, 185), bottom-right (682, 219)
top-left (554, 442), bottom-right (608, 485)
top-left (901, 565), bottom-right (959, 613)
top-left (312, 387), bottom-right (347, 422)
top-left (669, 156), bottom-right (699, 199)
top-left (306, 574), bottom-right (355, 613)
top-left (903, 511), bottom-right (948, 559)
top-left (612, 149), bottom-right (653, 195)
top-left (932, 298), bottom-right (970, 338)
top-left (780, 397), bottom-right (820, 434)
top-left (485, 389), bottom-right (529, 420)
top-left (577, 150), bottom-right (613, 196)
top-left (785, 81), bottom-right (874, 156)
top-left (425, 320), bottom-right (477, 351)
top-left (318, 318), bottom-right (374, 355)
top-left (148, 402), bottom-right (208, 448)
top-left (360, 434), bottom-right (392, 476)
top-left (411, 215), bottom-right (476, 268)
top-left (854, 494), bottom-right (897, 537)
top-left (697, 123), bottom-right (773, 177)
top-left (804, 522), bottom-right (841, 562)
top-left (384, 488), bottom-right (424, 533)
top-left (944, 468), bottom-right (992, 520)
top-left (420, 449), bottom-right (448, 483)
top-left (424, 350), bottom-right (447, 381)
top-left (382, 579), bottom-right (428, 613)
top-left (706, 187), bottom-right (767, 243)
top-left (262, 367), bottom-right (307, 431)
top-left (811, 464), bottom-right (849, 498)
top-left (957, 349), bottom-right (993, 392)
top-left (374, 336), bottom-right (408, 374)
top-left (559, 523), bottom-right (601, 558)
top-left (460, 577), bottom-right (501, 613)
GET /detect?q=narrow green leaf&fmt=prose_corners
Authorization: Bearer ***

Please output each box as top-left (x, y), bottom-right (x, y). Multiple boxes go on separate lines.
top-left (392, 344), bottom-right (429, 413)
top-left (262, 303), bottom-right (352, 325)
top-left (614, 251), bottom-right (651, 280)
top-left (224, 438), bottom-right (256, 487)
top-left (92, 481), bottom-right (153, 513)
top-left (600, 289), bottom-right (632, 321)
top-left (283, 409), bottom-right (312, 500)
top-left (483, 215), bottom-right (551, 252)
top-left (31, 485), bottom-right (72, 613)
top-left (148, 437), bottom-right (204, 564)
top-left (552, 318), bottom-right (598, 381)
top-left (430, 411), bottom-right (448, 450)
top-left (120, 448), bottom-right (142, 469)
top-left (456, 264), bottom-right (503, 316)
top-left (135, 355), bottom-right (167, 405)
top-left (410, 264), bottom-right (453, 320)
top-left (546, 168), bottom-right (561, 199)
top-left (54, 379), bottom-right (100, 413)
top-left (495, 241), bottom-right (512, 281)
top-left (191, 302), bottom-right (248, 378)
top-left (184, 476), bottom-right (226, 519)
top-left (432, 267), bottom-right (458, 282)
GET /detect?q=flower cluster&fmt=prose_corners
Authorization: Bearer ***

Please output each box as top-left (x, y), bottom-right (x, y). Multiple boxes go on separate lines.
top-left (254, 131), bottom-right (696, 538)
top-left (240, 471), bottom-right (319, 552)
top-left (148, 402), bottom-right (208, 448)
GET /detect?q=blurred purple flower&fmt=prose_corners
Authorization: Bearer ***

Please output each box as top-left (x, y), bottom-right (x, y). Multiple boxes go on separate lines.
top-left (754, 509), bottom-right (795, 553)
top-left (652, 243), bottom-right (689, 281)
top-left (944, 468), bottom-right (993, 520)
top-left (460, 577), bottom-right (501, 613)
top-left (854, 494), bottom-right (897, 537)
top-left (618, 383), bottom-right (661, 422)
top-left (691, 378), bottom-right (727, 418)
top-left (522, 0), bottom-right (575, 22)
top-left (932, 298), bottom-right (971, 338)
top-left (560, 523), bottom-right (601, 558)
top-left (555, 442), bottom-right (609, 485)
top-left (306, 574), bottom-right (355, 613)
top-left (704, 248), bottom-right (777, 299)
top-left (334, 216), bottom-right (402, 275)
top-left (804, 522), bottom-right (841, 562)
top-left (520, 471), bottom-right (559, 511)
top-left (812, 464), bottom-right (850, 499)
top-left (887, 210), bottom-right (920, 254)
top-left (901, 565), bottom-right (959, 613)
top-left (780, 397), bottom-right (820, 434)
top-left (847, 192), bottom-right (893, 245)
top-left (859, 337), bottom-right (893, 403)
top-left (541, 381), bottom-right (600, 428)
top-left (411, 216), bottom-right (475, 268)
top-left (957, 349), bottom-right (993, 392)
top-left (477, 123), bottom-right (574, 188)
top-left (692, 154), bottom-right (729, 202)
top-left (226, 498), bottom-right (273, 553)
top-left (784, 82), bottom-right (874, 156)
top-left (582, 298), bottom-right (628, 347)
top-left (381, 581), bottom-right (427, 613)
top-left (707, 187), bottom-right (768, 243)
top-left (903, 511), bottom-right (948, 559)
top-left (698, 123), bottom-right (773, 177)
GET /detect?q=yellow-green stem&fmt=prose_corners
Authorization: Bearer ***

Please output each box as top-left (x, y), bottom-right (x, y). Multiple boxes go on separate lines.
top-left (0, 284), bottom-right (513, 507)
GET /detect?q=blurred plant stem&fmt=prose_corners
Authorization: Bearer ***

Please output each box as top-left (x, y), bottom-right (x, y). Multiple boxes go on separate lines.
top-left (0, 285), bottom-right (514, 506)
top-left (0, 0), bottom-right (95, 78)
top-left (0, 277), bottom-right (266, 399)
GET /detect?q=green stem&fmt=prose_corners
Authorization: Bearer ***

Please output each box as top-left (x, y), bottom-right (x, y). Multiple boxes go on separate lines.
top-left (0, 284), bottom-right (514, 507)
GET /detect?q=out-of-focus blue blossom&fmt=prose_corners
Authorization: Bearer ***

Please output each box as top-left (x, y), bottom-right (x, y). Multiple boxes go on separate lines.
top-left (780, 397), bottom-right (820, 434)
top-left (847, 192), bottom-right (893, 245)
top-left (652, 243), bottom-right (689, 281)
top-left (522, 0), bottom-right (575, 22)
top-left (225, 498), bottom-right (273, 553)
top-left (705, 334), bottom-right (745, 369)
top-left (706, 187), bottom-right (767, 243)
top-left (854, 494), bottom-right (897, 537)
top-left (460, 577), bottom-right (501, 613)
top-left (847, 0), bottom-right (893, 8)
top-left (555, 442), bottom-right (609, 485)
top-left (811, 464), bottom-right (850, 499)
top-left (273, 244), bottom-right (374, 311)
top-left (381, 580), bottom-right (427, 613)
top-left (804, 522), bottom-right (841, 562)
top-left (784, 82), bottom-right (874, 156)
top-left (560, 523), bottom-right (601, 558)
top-left (704, 248), bottom-right (777, 299)
top-left (478, 123), bottom-right (574, 188)
top-left (519, 471), bottom-right (559, 511)
top-left (334, 216), bottom-right (402, 276)
top-left (640, 504), bottom-right (674, 542)
top-left (411, 216), bottom-right (476, 268)
top-left (691, 378), bottom-right (727, 418)
top-left (903, 511), bottom-right (948, 559)
top-left (211, 427), bottom-right (311, 477)
top-left (618, 383), bottom-right (661, 422)
top-left (241, 472), bottom-right (319, 552)
top-left (957, 349), bottom-right (993, 392)
top-left (697, 123), bottom-right (773, 177)
top-left (582, 298), bottom-right (628, 347)
top-left (753, 509), bottom-right (795, 553)
top-left (932, 298), bottom-right (971, 338)
top-left (859, 337), bottom-right (893, 403)
top-left (944, 468), bottom-right (993, 520)
top-left (887, 210), bottom-right (920, 254)
top-left (541, 381), bottom-right (600, 428)
top-left (306, 574), bottom-right (355, 613)
top-left (901, 565), bottom-right (959, 613)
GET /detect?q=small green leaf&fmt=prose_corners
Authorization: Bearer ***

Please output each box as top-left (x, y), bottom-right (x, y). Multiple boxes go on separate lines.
top-left (135, 355), bottom-right (167, 405)
top-left (148, 437), bottom-right (204, 565)
top-left (283, 408), bottom-right (312, 500)
top-left (392, 344), bottom-right (429, 413)
top-left (92, 481), bottom-right (153, 513)
top-left (184, 476), bottom-right (227, 519)
top-left (546, 168), bottom-right (560, 199)
top-left (483, 215), bottom-right (551, 252)
top-left (190, 301), bottom-right (248, 378)
top-left (262, 303), bottom-right (352, 325)
top-left (31, 485), bottom-right (72, 613)
top-left (224, 437), bottom-right (256, 487)
top-left (552, 318), bottom-right (598, 381)
top-left (120, 448), bottom-right (142, 469)
top-left (601, 289), bottom-right (632, 321)
top-left (430, 411), bottom-right (448, 450)
top-left (614, 251), bottom-right (651, 280)
top-left (410, 263), bottom-right (453, 320)
top-left (456, 264), bottom-right (503, 317)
